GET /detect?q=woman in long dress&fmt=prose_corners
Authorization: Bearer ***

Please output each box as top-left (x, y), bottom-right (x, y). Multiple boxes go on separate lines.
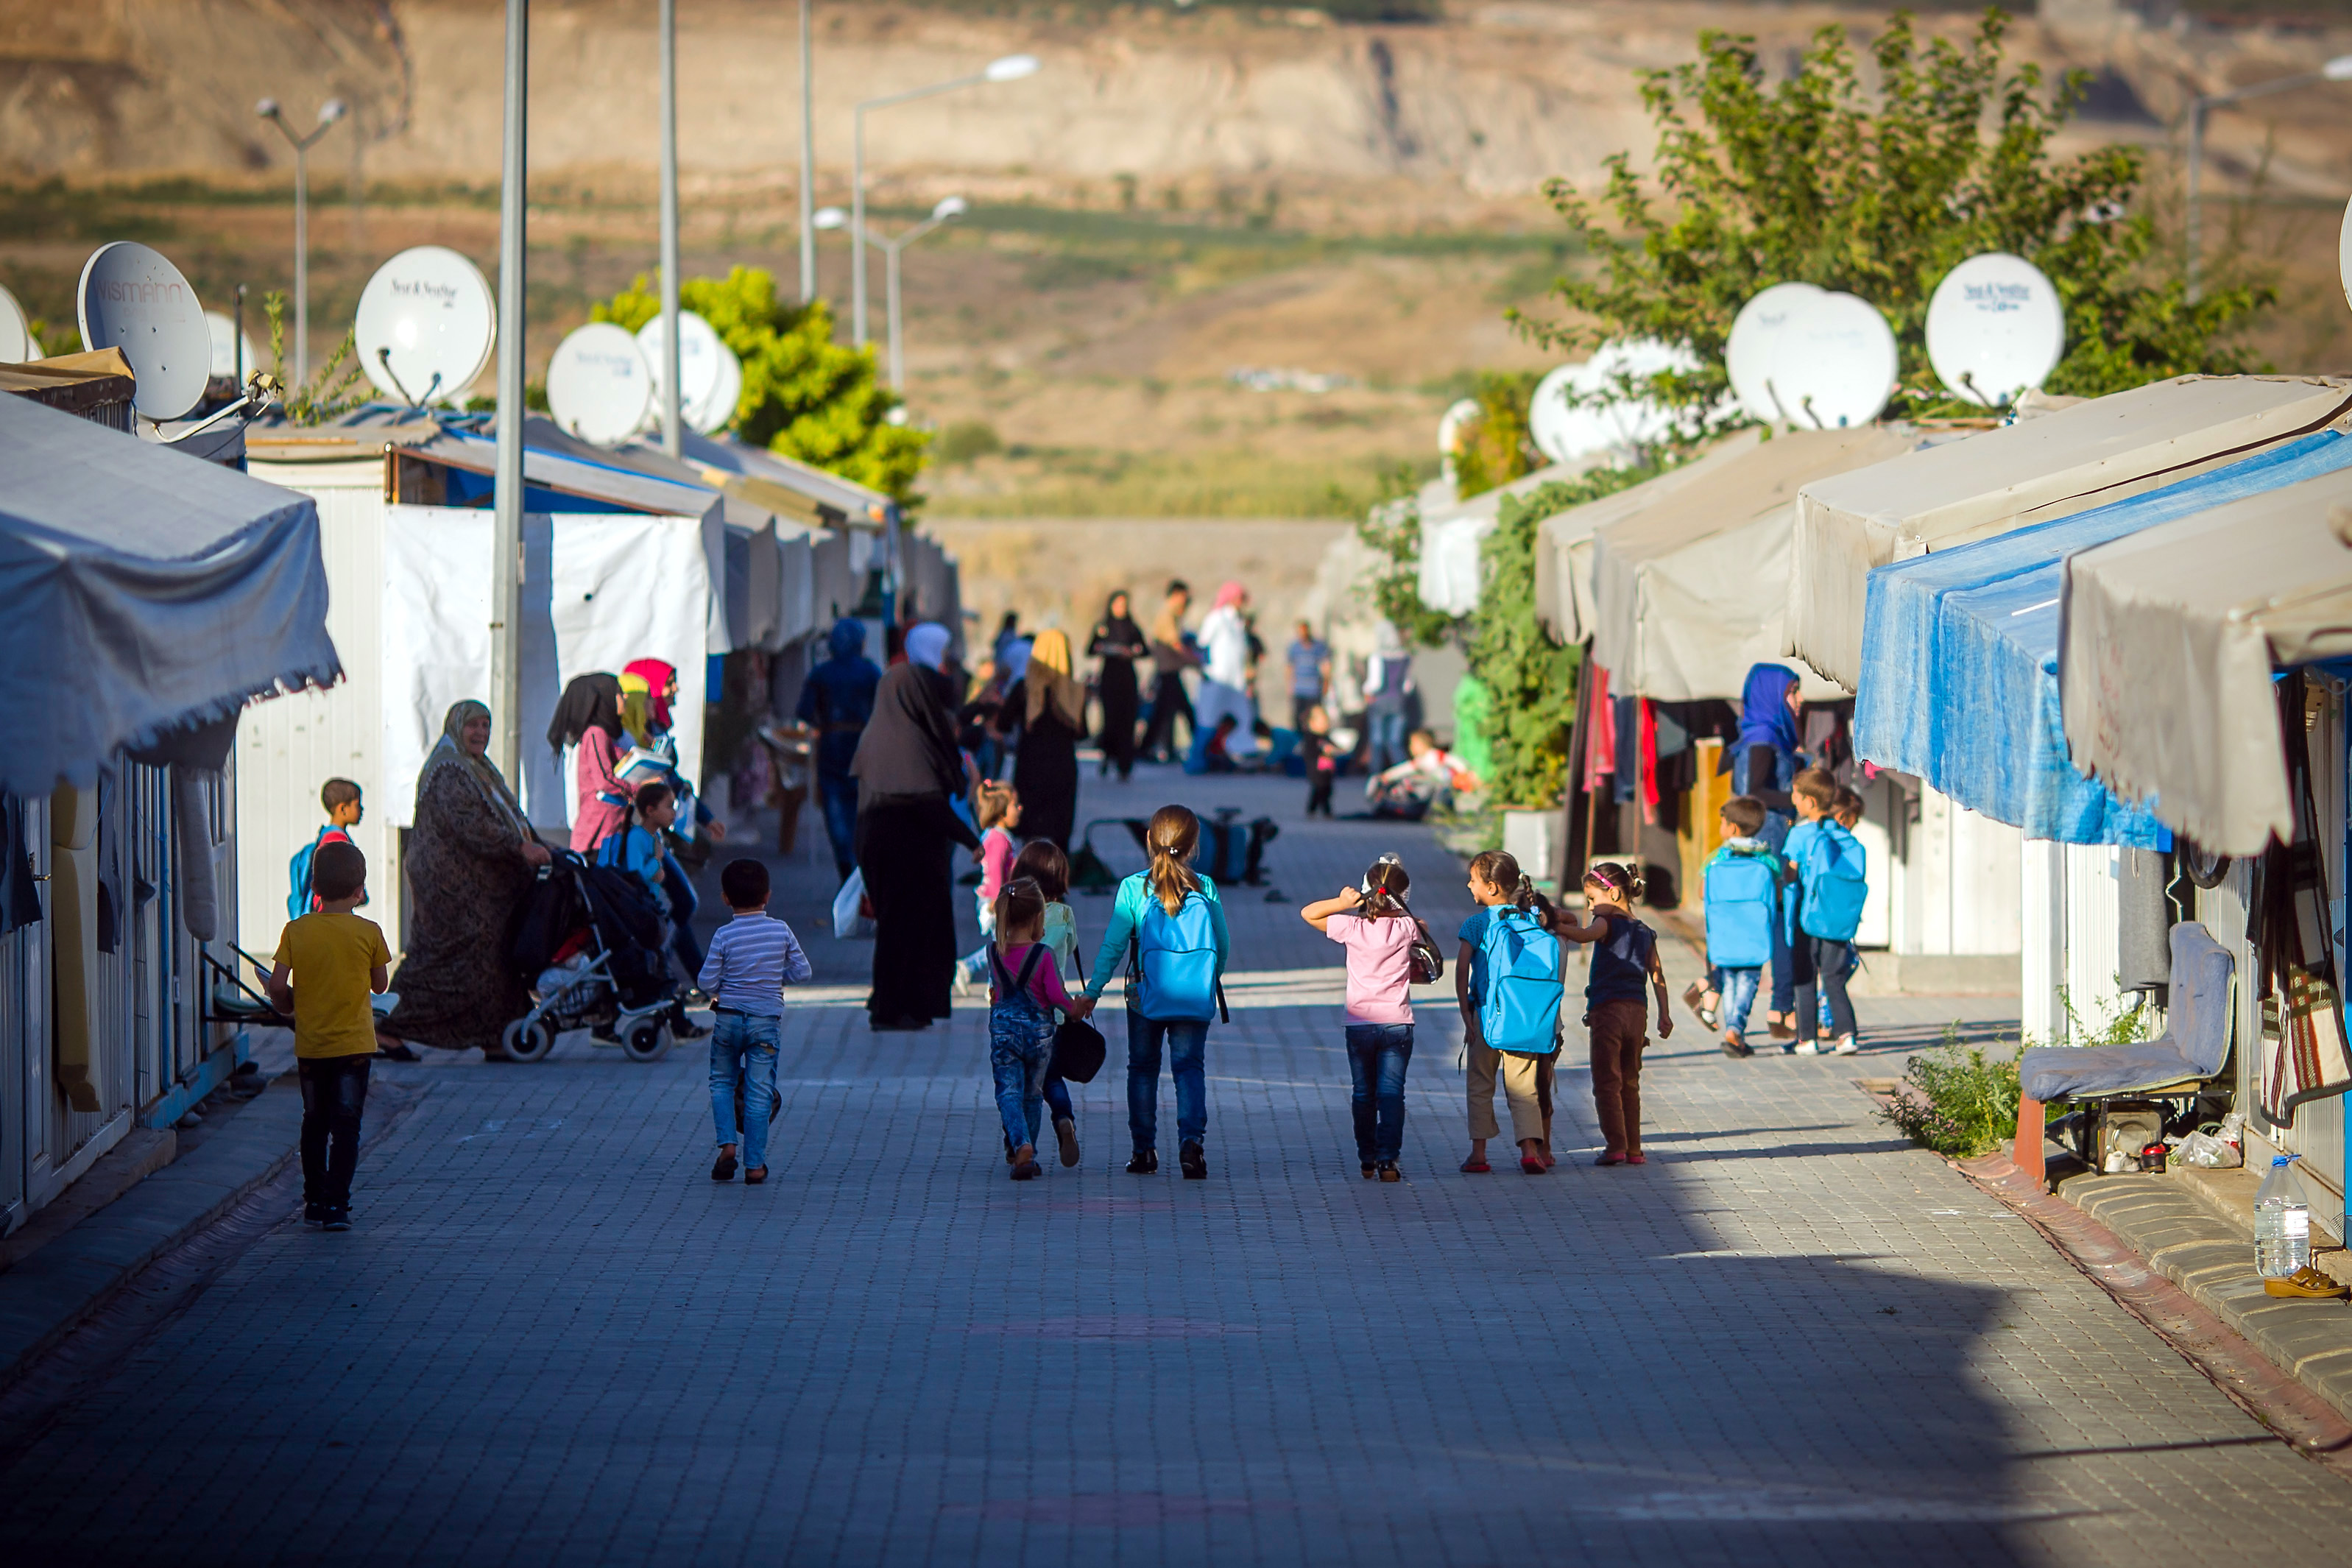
top-left (1002, 627), bottom-right (1085, 851)
top-left (381, 701), bottom-right (551, 1058)
top-left (549, 672), bottom-right (629, 853)
top-left (853, 624), bottom-right (981, 1032)
top-left (1088, 590), bottom-right (1147, 780)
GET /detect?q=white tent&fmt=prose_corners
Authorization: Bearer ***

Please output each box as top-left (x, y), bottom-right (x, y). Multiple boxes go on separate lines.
top-left (2060, 464), bottom-right (2352, 858)
top-left (1533, 430), bottom-right (1763, 645)
top-left (1588, 426), bottom-right (1911, 702)
top-left (1788, 375), bottom-right (2351, 691)
top-left (1416, 453), bottom-right (1608, 616)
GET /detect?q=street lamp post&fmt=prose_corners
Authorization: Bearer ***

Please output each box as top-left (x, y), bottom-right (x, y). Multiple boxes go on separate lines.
top-left (490, 0), bottom-right (529, 785)
top-left (658, 0), bottom-right (682, 457)
top-left (799, 0), bottom-right (816, 304)
top-left (255, 95), bottom-right (347, 385)
top-left (852, 53), bottom-right (1036, 345)
top-left (819, 197), bottom-right (966, 391)
top-left (2185, 55), bottom-right (2352, 301)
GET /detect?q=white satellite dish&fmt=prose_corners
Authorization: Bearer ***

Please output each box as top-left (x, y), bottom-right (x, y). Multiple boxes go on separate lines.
top-left (202, 309), bottom-right (260, 382)
top-left (353, 245), bottom-right (496, 406)
top-left (546, 323), bottom-right (654, 447)
top-left (1726, 281), bottom-right (1826, 424)
top-left (77, 241), bottom-right (211, 421)
top-left (0, 283), bottom-right (34, 362)
top-left (1436, 396), bottom-right (1481, 457)
top-left (1528, 339), bottom-right (1701, 464)
top-left (1926, 252), bottom-right (2065, 407)
top-left (1763, 292), bottom-right (1898, 429)
top-left (688, 335), bottom-right (743, 435)
top-left (637, 311), bottom-right (723, 428)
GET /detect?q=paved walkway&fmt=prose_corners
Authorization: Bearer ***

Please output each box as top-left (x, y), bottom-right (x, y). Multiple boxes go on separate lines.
top-left (2, 765), bottom-right (2348, 1564)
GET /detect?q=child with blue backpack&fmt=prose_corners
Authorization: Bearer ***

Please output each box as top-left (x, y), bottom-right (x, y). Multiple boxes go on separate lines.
top-left (1455, 850), bottom-right (1561, 1176)
top-left (1301, 855), bottom-right (1424, 1182)
top-left (288, 778), bottom-right (364, 919)
top-left (1553, 861), bottom-right (1673, 1166)
top-left (1786, 769), bottom-right (1867, 1055)
top-left (1083, 805), bottom-right (1229, 1180)
top-left (1698, 795), bottom-right (1783, 1059)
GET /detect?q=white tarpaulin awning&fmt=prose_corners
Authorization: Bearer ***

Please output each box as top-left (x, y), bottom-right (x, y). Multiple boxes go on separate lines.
top-left (1589, 425), bottom-right (1913, 701)
top-left (1790, 375), bottom-right (2352, 691)
top-left (681, 429), bottom-right (895, 527)
top-left (2059, 465), bottom-right (2352, 856)
top-left (1534, 431), bottom-right (1764, 645)
top-left (0, 392), bottom-right (339, 793)
top-left (1416, 454), bottom-right (1609, 615)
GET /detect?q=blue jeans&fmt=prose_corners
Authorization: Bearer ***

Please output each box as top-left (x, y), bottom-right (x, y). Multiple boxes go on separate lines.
top-left (991, 1017), bottom-right (1054, 1152)
top-left (1366, 707), bottom-right (1408, 775)
top-left (1344, 1023), bottom-right (1413, 1164)
top-left (709, 1011), bottom-right (781, 1168)
top-left (1767, 919), bottom-right (1795, 1016)
top-left (1719, 967), bottom-right (1762, 1036)
top-left (818, 772), bottom-right (858, 880)
top-left (1815, 943), bottom-right (1860, 1030)
top-left (1126, 1013), bottom-right (1209, 1153)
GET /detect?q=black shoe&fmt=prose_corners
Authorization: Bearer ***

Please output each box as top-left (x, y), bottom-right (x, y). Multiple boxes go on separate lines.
top-left (322, 1208), bottom-right (351, 1232)
top-left (303, 1200), bottom-right (325, 1225)
top-left (1180, 1140), bottom-right (1207, 1180)
top-left (1360, 1162), bottom-right (1377, 1179)
top-left (1126, 1149), bottom-right (1158, 1175)
top-left (1054, 1117), bottom-right (1081, 1168)
top-left (712, 1148), bottom-right (738, 1182)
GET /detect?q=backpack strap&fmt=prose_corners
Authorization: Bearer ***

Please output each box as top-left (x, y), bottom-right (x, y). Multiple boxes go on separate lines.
top-left (996, 942), bottom-right (1046, 1003)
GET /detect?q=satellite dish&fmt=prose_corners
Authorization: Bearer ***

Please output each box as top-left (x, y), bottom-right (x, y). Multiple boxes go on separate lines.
top-left (0, 283), bottom-right (34, 362)
top-left (637, 311), bottom-right (724, 425)
top-left (1926, 252), bottom-right (2065, 407)
top-left (202, 310), bottom-right (260, 382)
top-left (353, 245), bottom-right (496, 406)
top-left (1726, 282), bottom-right (1826, 424)
top-left (1528, 339), bottom-right (1701, 464)
top-left (1436, 396), bottom-right (1481, 457)
top-left (77, 241), bottom-right (211, 420)
top-left (546, 322), bottom-right (654, 446)
top-left (1763, 292), bottom-right (1897, 429)
top-left (688, 336), bottom-right (743, 435)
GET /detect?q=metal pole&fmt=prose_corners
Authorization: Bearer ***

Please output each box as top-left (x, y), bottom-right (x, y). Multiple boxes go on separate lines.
top-left (886, 238), bottom-right (903, 392)
top-left (2186, 98), bottom-right (2206, 305)
top-left (852, 103), bottom-right (868, 345)
top-left (659, 0), bottom-right (682, 457)
top-left (490, 0), bottom-right (529, 784)
top-left (293, 141), bottom-right (309, 385)
top-left (798, 0), bottom-right (815, 304)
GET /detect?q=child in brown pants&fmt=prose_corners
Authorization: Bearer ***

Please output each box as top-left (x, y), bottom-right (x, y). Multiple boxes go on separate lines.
top-left (1553, 861), bottom-right (1673, 1165)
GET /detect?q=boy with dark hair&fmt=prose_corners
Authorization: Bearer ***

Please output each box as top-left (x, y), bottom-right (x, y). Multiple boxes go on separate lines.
top-left (289, 778), bottom-right (365, 919)
top-left (699, 858), bottom-right (812, 1184)
top-left (268, 840), bottom-right (391, 1231)
top-left (1786, 770), bottom-right (1865, 1056)
top-left (1699, 794), bottom-right (1782, 1058)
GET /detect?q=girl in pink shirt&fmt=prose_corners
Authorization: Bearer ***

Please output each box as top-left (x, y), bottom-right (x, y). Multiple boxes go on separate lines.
top-left (958, 783), bottom-right (1023, 989)
top-left (1301, 855), bottom-right (1424, 1182)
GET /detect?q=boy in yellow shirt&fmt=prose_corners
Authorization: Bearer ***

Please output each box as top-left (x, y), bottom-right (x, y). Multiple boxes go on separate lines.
top-left (267, 841), bottom-right (391, 1232)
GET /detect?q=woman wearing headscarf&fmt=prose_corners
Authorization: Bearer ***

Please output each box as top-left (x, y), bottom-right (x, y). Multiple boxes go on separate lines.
top-left (796, 618), bottom-right (882, 881)
top-left (548, 672), bottom-right (629, 853)
top-left (998, 627), bottom-right (1086, 850)
top-left (381, 701), bottom-right (551, 1058)
top-left (852, 622), bottom-right (981, 1031)
top-left (614, 656), bottom-right (725, 992)
top-left (1089, 589), bottom-right (1148, 780)
top-left (1192, 581), bottom-right (1255, 748)
top-left (1723, 661), bottom-right (1807, 1039)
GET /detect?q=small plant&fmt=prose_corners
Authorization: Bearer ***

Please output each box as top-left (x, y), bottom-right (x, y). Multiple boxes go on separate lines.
top-left (262, 292), bottom-right (368, 425)
top-left (1879, 1023), bottom-right (2025, 1159)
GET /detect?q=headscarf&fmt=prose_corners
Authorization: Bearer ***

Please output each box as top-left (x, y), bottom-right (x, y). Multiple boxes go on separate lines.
top-left (1213, 581), bottom-right (1245, 610)
top-left (1374, 618), bottom-right (1405, 658)
top-left (903, 621), bottom-right (952, 671)
top-left (827, 618), bottom-right (866, 659)
top-left (1734, 663), bottom-right (1803, 758)
top-left (1024, 629), bottom-right (1087, 729)
top-left (618, 673), bottom-right (652, 748)
top-left (624, 657), bottom-right (677, 732)
top-left (420, 699), bottom-right (529, 835)
top-left (850, 657), bottom-right (964, 797)
top-left (1000, 635), bottom-right (1032, 685)
top-left (546, 672), bottom-right (623, 755)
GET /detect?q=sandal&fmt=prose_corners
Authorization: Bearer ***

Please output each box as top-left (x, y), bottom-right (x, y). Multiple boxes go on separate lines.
top-left (1520, 1154), bottom-right (1549, 1175)
top-left (711, 1148), bottom-right (738, 1182)
top-left (1624, 1152), bottom-right (1648, 1166)
top-left (743, 1167), bottom-right (768, 1185)
top-left (1010, 1146), bottom-right (1039, 1181)
top-left (1595, 1151), bottom-right (1626, 1167)
top-left (1459, 1156), bottom-right (1491, 1173)
top-left (2264, 1265), bottom-right (2350, 1299)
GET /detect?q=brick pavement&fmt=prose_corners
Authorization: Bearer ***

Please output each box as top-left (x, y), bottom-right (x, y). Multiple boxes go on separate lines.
top-left (1, 764), bottom-right (2348, 1565)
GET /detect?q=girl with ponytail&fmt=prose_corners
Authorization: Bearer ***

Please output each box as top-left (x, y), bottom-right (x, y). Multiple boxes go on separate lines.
top-left (1081, 805), bottom-right (1230, 1179)
top-left (1555, 860), bottom-right (1673, 1166)
top-left (1301, 855), bottom-right (1425, 1181)
top-left (1456, 850), bottom-right (1556, 1173)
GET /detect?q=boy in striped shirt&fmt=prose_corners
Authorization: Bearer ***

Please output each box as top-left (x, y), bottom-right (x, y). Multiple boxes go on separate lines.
top-left (699, 859), bottom-right (813, 1185)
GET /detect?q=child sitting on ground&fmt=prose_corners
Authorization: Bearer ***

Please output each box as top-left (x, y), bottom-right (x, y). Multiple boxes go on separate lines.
top-left (698, 858), bottom-right (813, 1187)
top-left (1698, 795), bottom-right (1782, 1059)
top-left (267, 841), bottom-right (391, 1232)
top-left (1552, 862), bottom-right (1673, 1166)
top-left (987, 878), bottom-right (1093, 1181)
top-left (1300, 855), bottom-right (1423, 1182)
top-left (1014, 839), bottom-right (1087, 1168)
top-left (957, 782), bottom-right (1023, 989)
top-left (1366, 730), bottom-right (1480, 820)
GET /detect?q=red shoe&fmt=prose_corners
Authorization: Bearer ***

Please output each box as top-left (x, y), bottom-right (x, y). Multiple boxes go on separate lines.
top-left (1459, 1156), bottom-right (1491, 1173)
top-left (1520, 1154), bottom-right (1550, 1174)
top-left (1595, 1151), bottom-right (1626, 1167)
top-left (1624, 1152), bottom-right (1647, 1165)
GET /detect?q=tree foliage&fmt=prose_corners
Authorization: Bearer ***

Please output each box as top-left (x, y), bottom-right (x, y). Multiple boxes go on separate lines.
top-left (1450, 371), bottom-right (1541, 499)
top-left (1519, 10), bottom-right (2272, 425)
top-left (593, 267), bottom-right (929, 504)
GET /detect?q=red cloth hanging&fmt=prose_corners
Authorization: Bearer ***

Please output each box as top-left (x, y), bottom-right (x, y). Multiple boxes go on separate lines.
top-left (1639, 699), bottom-right (1660, 823)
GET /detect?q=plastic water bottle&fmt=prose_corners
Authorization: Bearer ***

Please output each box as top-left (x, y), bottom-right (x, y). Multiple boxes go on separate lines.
top-left (2254, 1154), bottom-right (2312, 1279)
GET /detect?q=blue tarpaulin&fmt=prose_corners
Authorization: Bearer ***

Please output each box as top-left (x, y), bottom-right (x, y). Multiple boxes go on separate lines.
top-left (1851, 431), bottom-right (2352, 845)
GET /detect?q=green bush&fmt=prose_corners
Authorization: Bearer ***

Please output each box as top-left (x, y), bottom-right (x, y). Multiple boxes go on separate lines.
top-left (1879, 1025), bottom-right (2026, 1159)
top-left (935, 420), bottom-right (1004, 466)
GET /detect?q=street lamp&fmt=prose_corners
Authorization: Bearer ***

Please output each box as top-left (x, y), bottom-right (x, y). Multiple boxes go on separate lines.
top-left (852, 52), bottom-right (1037, 345)
top-left (819, 197), bottom-right (964, 390)
top-left (256, 95), bottom-right (347, 384)
top-left (2185, 54), bottom-right (2352, 300)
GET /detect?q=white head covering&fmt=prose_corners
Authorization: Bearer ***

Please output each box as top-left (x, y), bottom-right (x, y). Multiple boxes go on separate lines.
top-left (902, 621), bottom-right (951, 670)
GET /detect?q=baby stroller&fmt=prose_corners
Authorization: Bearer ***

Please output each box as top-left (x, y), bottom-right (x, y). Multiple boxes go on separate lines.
top-left (501, 847), bottom-right (680, 1062)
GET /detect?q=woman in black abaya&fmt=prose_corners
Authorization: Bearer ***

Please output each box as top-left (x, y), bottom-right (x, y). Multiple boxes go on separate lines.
top-left (852, 623), bottom-right (980, 1031)
top-left (1088, 589), bottom-right (1148, 780)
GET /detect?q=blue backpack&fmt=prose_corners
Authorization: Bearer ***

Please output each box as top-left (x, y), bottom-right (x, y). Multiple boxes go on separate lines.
top-left (286, 827), bottom-right (342, 919)
top-left (1703, 847), bottom-right (1779, 969)
top-left (1129, 886), bottom-right (1226, 1023)
top-left (1800, 824), bottom-right (1868, 942)
top-left (1477, 908), bottom-right (1562, 1055)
